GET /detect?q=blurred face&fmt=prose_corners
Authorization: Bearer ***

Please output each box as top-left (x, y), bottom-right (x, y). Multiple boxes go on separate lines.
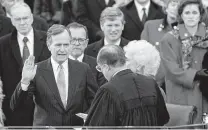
top-left (166, 1), bottom-right (179, 20)
top-left (11, 7), bottom-right (33, 35)
top-left (135, 0), bottom-right (150, 5)
top-left (69, 28), bottom-right (88, 58)
top-left (181, 4), bottom-right (200, 28)
top-left (48, 30), bottom-right (71, 64)
top-left (101, 18), bottom-right (124, 42)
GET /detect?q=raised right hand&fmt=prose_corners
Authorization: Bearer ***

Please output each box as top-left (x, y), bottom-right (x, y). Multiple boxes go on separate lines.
top-left (21, 56), bottom-right (37, 85)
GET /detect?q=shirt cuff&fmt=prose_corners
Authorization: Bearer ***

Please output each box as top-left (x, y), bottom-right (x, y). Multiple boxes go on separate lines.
top-left (21, 83), bottom-right (29, 91)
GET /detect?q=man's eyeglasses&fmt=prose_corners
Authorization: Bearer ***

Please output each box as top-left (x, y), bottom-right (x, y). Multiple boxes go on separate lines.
top-left (96, 65), bottom-right (102, 72)
top-left (70, 38), bottom-right (88, 45)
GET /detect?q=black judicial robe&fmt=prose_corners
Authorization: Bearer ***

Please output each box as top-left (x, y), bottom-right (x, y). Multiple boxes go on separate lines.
top-left (84, 69), bottom-right (169, 126)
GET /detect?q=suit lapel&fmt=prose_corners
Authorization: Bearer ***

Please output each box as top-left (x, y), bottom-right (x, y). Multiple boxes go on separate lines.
top-left (66, 59), bottom-right (79, 111)
top-left (42, 59), bottom-right (65, 110)
top-left (97, 0), bottom-right (107, 9)
top-left (147, 3), bottom-right (157, 21)
top-left (10, 30), bottom-right (23, 70)
top-left (125, 2), bottom-right (143, 30)
top-left (33, 29), bottom-right (44, 63)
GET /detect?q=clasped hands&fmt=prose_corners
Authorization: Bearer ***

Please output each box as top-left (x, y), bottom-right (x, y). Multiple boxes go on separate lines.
top-left (21, 56), bottom-right (37, 86)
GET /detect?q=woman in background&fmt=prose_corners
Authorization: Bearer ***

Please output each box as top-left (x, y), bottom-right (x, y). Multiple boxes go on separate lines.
top-left (160, 0), bottom-right (208, 123)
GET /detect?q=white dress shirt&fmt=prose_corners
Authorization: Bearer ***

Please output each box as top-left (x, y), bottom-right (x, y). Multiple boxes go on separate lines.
top-left (134, 0), bottom-right (151, 21)
top-left (104, 38), bottom-right (121, 46)
top-left (105, 0), bottom-right (110, 5)
top-left (51, 58), bottom-right (69, 102)
top-left (68, 54), bottom-right (84, 62)
top-left (17, 28), bottom-right (34, 57)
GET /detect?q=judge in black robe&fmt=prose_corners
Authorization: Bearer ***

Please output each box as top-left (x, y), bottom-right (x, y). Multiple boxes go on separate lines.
top-left (84, 45), bottom-right (169, 126)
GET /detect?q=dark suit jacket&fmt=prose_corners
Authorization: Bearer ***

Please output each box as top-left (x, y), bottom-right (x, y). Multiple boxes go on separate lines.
top-left (33, 15), bottom-right (49, 32)
top-left (85, 37), bottom-right (129, 58)
top-left (0, 29), bottom-right (50, 126)
top-left (10, 58), bottom-right (98, 126)
top-left (83, 54), bottom-right (107, 87)
top-left (75, 0), bottom-right (115, 43)
top-left (121, 1), bottom-right (165, 40)
top-left (0, 15), bottom-right (13, 37)
top-left (60, 0), bottom-right (76, 26)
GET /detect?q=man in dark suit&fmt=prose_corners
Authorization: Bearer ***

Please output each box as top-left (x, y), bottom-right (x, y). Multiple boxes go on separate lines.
top-left (66, 22), bottom-right (107, 87)
top-left (85, 45), bottom-right (169, 126)
top-left (121, 0), bottom-right (165, 40)
top-left (75, 0), bottom-right (116, 43)
top-left (1, 0), bottom-right (48, 31)
top-left (85, 7), bottom-right (129, 58)
top-left (10, 24), bottom-right (98, 126)
top-left (0, 3), bottom-right (50, 126)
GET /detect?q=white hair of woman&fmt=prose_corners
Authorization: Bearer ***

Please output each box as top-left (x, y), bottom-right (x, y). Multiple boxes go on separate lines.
top-left (124, 40), bottom-right (161, 77)
top-left (124, 40), bottom-right (166, 101)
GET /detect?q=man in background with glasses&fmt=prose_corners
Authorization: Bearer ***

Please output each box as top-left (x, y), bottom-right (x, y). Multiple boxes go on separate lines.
top-left (67, 22), bottom-right (107, 87)
top-left (85, 7), bottom-right (129, 58)
top-left (0, 2), bottom-right (50, 126)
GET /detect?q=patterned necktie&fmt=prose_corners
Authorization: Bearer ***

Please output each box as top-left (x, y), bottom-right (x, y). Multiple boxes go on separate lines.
top-left (57, 65), bottom-right (67, 108)
top-left (142, 8), bottom-right (147, 25)
top-left (22, 37), bottom-right (30, 64)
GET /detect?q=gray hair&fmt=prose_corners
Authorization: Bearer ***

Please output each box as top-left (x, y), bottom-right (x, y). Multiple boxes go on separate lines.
top-left (124, 40), bottom-right (161, 76)
top-left (66, 22), bottom-right (88, 39)
top-left (46, 24), bottom-right (71, 47)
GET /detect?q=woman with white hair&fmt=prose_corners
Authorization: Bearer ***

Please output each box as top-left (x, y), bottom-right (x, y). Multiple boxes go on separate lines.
top-left (124, 40), bottom-right (166, 100)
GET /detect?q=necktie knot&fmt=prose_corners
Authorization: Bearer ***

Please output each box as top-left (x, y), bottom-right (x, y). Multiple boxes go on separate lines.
top-left (23, 37), bottom-right (29, 44)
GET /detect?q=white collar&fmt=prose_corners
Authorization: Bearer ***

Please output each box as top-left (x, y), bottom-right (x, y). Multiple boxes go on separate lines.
top-left (17, 28), bottom-right (34, 43)
top-left (68, 54), bottom-right (84, 62)
top-left (104, 38), bottom-right (121, 46)
top-left (134, 0), bottom-right (151, 15)
top-left (6, 13), bottom-right (11, 18)
top-left (51, 57), bottom-right (68, 71)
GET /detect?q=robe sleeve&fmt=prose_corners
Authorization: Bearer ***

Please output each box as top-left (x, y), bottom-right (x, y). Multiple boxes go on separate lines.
top-left (84, 87), bottom-right (120, 126)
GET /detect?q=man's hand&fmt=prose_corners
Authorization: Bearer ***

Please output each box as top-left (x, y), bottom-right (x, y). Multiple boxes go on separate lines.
top-left (21, 56), bottom-right (37, 85)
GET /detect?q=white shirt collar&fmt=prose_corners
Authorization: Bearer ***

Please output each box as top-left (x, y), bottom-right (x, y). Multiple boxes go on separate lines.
top-left (134, 0), bottom-right (151, 20)
top-left (17, 28), bottom-right (34, 43)
top-left (68, 54), bottom-right (84, 62)
top-left (51, 57), bottom-right (68, 72)
top-left (6, 13), bottom-right (11, 18)
top-left (104, 38), bottom-right (121, 46)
